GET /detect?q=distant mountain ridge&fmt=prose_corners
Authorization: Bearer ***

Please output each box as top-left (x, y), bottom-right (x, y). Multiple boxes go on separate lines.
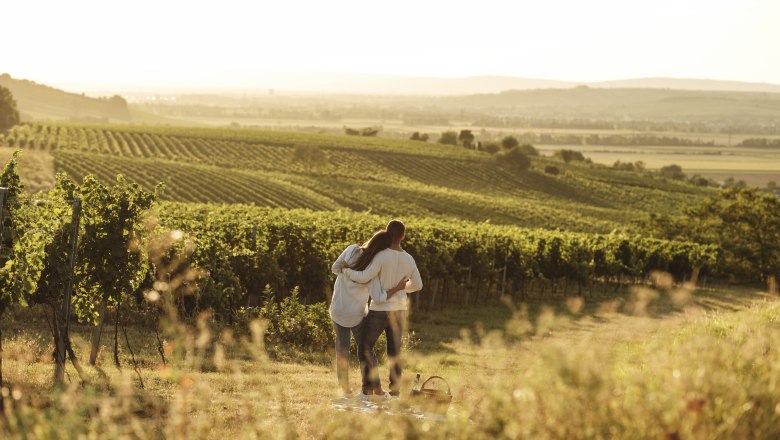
top-left (0, 73), bottom-right (131, 122)
top-left (242, 73), bottom-right (780, 95)
top-left (592, 77), bottom-right (780, 94)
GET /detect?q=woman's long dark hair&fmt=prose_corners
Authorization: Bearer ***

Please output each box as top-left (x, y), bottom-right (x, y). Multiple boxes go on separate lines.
top-left (350, 230), bottom-right (392, 271)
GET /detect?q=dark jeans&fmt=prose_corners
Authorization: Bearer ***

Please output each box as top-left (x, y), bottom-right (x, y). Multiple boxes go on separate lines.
top-left (358, 310), bottom-right (408, 393)
top-left (333, 320), bottom-right (363, 393)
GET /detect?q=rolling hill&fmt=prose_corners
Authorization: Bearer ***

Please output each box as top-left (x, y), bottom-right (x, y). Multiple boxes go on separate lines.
top-left (0, 122), bottom-right (712, 233)
top-left (0, 73), bottom-right (131, 122)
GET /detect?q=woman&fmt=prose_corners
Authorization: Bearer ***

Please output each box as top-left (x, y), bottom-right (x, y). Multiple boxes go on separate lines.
top-left (330, 230), bottom-right (407, 396)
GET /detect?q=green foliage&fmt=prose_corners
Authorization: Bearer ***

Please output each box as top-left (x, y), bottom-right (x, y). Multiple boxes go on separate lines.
top-left (458, 130), bottom-right (474, 148)
top-left (154, 203), bottom-right (715, 314)
top-left (544, 165), bottom-right (560, 175)
top-left (438, 131), bottom-right (458, 146)
top-left (660, 164), bottom-right (686, 180)
top-left (612, 160), bottom-right (646, 172)
top-left (501, 135), bottom-right (519, 149)
top-left (236, 286), bottom-right (332, 351)
top-left (0, 85), bottom-right (20, 130)
top-left (645, 187), bottom-right (780, 282)
top-left (555, 149), bottom-right (587, 163)
top-left (75, 174), bottom-right (157, 324)
top-left (481, 141), bottom-right (500, 154)
top-left (409, 132), bottom-right (429, 142)
top-left (0, 152), bottom-right (25, 313)
top-left (492, 147), bottom-right (531, 171)
top-left (344, 127), bottom-right (380, 137)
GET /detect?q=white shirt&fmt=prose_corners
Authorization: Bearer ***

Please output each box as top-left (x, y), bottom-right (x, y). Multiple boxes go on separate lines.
top-left (329, 245), bottom-right (388, 327)
top-left (343, 247), bottom-right (423, 311)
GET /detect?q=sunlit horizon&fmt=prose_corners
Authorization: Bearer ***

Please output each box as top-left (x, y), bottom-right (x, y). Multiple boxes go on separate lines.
top-left (3, 0), bottom-right (779, 92)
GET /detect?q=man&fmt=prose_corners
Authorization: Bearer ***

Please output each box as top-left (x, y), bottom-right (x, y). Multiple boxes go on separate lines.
top-left (342, 220), bottom-right (423, 398)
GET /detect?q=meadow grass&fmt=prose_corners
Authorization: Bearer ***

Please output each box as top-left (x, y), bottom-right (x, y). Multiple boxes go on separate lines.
top-left (1, 283), bottom-right (777, 439)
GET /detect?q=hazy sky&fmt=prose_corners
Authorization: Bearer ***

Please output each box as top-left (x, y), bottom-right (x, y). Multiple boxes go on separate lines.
top-left (2, 0), bottom-right (778, 91)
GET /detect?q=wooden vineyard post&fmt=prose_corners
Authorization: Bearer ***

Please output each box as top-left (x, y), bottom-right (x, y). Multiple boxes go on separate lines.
top-left (0, 187), bottom-right (6, 396)
top-left (54, 198), bottom-right (81, 385)
top-left (0, 187), bottom-right (7, 244)
top-left (251, 224), bottom-right (258, 253)
top-left (501, 241), bottom-right (508, 297)
top-left (247, 224), bottom-right (258, 307)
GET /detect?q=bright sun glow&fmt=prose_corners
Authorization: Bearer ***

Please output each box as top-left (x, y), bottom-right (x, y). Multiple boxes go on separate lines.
top-left (2, 0), bottom-right (778, 91)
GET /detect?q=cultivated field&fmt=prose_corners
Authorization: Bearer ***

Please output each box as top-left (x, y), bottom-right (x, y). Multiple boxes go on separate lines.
top-left (137, 116), bottom-right (780, 186)
top-left (0, 123), bottom-right (714, 233)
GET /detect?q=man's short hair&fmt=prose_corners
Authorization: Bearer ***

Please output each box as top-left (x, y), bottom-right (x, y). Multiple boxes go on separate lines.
top-left (386, 220), bottom-right (405, 241)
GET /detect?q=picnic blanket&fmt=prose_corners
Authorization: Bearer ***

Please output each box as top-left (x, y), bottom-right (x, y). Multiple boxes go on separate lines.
top-left (329, 395), bottom-right (448, 422)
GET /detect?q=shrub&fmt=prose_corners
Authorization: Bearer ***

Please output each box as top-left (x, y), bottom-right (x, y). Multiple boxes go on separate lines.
top-left (544, 165), bottom-right (560, 175)
top-left (659, 164), bottom-right (685, 180)
top-left (481, 142), bottom-right (500, 154)
top-left (689, 174), bottom-right (711, 186)
top-left (438, 131), bottom-right (458, 145)
top-left (409, 132), bottom-right (429, 142)
top-left (501, 135), bottom-right (519, 149)
top-left (493, 147), bottom-right (531, 171)
top-left (555, 149), bottom-right (586, 163)
top-left (236, 286), bottom-right (333, 351)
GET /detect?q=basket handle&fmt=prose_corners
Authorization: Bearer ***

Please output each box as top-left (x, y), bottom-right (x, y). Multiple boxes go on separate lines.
top-left (420, 375), bottom-right (451, 395)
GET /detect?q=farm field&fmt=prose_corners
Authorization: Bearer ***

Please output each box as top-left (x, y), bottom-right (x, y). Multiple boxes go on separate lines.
top-left (1, 284), bottom-right (775, 438)
top-left (0, 123), bottom-right (714, 233)
top-left (535, 144), bottom-right (780, 185)
top-left (135, 115), bottom-right (780, 185)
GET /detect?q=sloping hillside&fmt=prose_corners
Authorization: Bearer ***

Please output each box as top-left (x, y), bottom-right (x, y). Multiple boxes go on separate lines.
top-left (0, 74), bottom-right (130, 122)
top-left (0, 123), bottom-right (713, 233)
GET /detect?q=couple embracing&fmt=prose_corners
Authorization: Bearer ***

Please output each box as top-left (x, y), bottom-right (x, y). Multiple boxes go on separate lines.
top-left (329, 220), bottom-right (423, 401)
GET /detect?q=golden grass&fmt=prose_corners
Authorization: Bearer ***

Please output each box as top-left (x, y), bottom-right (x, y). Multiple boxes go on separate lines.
top-left (0, 284), bottom-right (776, 439)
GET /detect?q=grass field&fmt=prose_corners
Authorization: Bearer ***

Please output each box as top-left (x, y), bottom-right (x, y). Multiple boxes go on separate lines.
top-left (2, 284), bottom-right (776, 438)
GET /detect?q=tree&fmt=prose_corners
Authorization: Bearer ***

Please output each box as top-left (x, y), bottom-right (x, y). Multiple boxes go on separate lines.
top-left (438, 131), bottom-right (458, 146)
top-left (501, 136), bottom-right (519, 149)
top-left (659, 164), bottom-right (685, 180)
top-left (493, 147), bottom-right (531, 171)
top-left (481, 142), bottom-right (500, 154)
top-left (410, 132), bottom-right (429, 142)
top-left (689, 174), bottom-right (710, 187)
top-left (645, 187), bottom-right (780, 283)
top-left (0, 85), bottom-right (20, 131)
top-left (458, 130), bottom-right (475, 149)
top-left (555, 149), bottom-right (586, 163)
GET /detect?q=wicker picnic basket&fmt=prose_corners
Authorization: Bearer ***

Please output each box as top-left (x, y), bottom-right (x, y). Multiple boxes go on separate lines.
top-left (410, 375), bottom-right (452, 413)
